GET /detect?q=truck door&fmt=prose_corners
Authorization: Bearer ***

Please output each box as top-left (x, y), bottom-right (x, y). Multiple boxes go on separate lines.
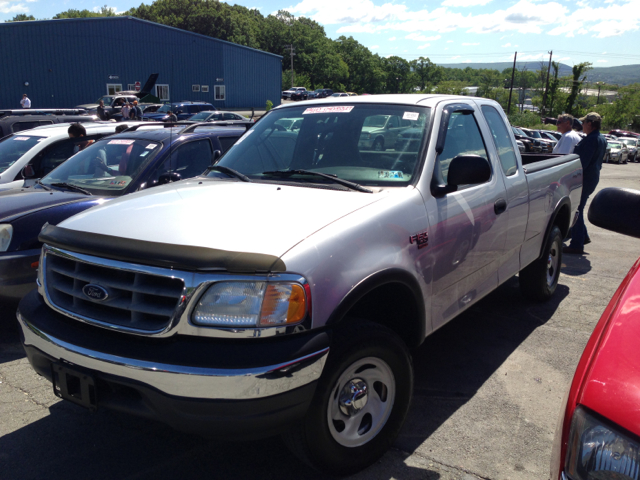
top-left (479, 104), bottom-right (529, 283)
top-left (424, 103), bottom-right (508, 330)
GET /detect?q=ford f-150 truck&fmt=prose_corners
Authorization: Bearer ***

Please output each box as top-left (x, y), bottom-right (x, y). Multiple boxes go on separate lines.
top-left (17, 95), bottom-right (582, 476)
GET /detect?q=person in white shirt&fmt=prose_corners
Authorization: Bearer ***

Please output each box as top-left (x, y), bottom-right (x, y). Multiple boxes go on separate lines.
top-left (121, 102), bottom-right (131, 121)
top-left (20, 94), bottom-right (31, 108)
top-left (553, 114), bottom-right (581, 154)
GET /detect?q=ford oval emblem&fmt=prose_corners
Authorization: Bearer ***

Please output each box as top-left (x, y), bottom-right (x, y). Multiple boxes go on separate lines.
top-left (82, 284), bottom-right (109, 301)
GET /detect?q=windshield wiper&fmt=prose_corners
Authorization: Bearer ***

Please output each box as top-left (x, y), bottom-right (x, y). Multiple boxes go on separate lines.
top-left (35, 180), bottom-right (51, 191)
top-left (208, 165), bottom-right (251, 182)
top-left (49, 182), bottom-right (92, 195)
top-left (261, 170), bottom-right (372, 193)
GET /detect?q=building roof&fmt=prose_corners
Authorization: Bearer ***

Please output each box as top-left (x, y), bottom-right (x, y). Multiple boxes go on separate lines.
top-left (1, 16), bottom-right (282, 60)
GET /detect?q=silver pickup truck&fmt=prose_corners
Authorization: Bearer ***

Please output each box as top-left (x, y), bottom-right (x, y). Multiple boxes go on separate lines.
top-left (17, 95), bottom-right (582, 476)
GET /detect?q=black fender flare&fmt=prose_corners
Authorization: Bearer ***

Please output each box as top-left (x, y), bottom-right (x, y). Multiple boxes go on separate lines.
top-left (326, 268), bottom-right (427, 347)
top-left (538, 196), bottom-right (572, 259)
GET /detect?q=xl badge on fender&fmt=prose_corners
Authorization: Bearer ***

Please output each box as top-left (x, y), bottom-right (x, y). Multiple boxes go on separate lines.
top-left (410, 231), bottom-right (429, 249)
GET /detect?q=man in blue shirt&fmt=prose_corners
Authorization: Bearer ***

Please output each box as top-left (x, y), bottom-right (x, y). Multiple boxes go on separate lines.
top-left (563, 112), bottom-right (607, 254)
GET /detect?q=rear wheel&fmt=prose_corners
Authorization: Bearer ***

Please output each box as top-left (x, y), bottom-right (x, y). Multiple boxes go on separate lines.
top-left (372, 138), bottom-right (384, 151)
top-left (519, 225), bottom-right (563, 301)
top-left (283, 320), bottom-right (412, 476)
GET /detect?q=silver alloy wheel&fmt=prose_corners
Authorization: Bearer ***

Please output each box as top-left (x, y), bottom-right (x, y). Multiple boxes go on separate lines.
top-left (546, 237), bottom-right (560, 287)
top-left (327, 357), bottom-right (396, 448)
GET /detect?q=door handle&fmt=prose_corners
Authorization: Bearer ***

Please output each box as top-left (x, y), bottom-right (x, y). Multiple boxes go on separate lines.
top-left (494, 198), bottom-right (507, 215)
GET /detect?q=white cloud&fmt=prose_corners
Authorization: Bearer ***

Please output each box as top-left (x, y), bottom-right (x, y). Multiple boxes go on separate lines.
top-left (0, 1), bottom-right (28, 12)
top-left (405, 33), bottom-right (441, 41)
top-left (389, 36), bottom-right (396, 40)
top-left (597, 59), bottom-right (608, 62)
top-left (417, 43), bottom-right (431, 49)
top-left (462, 42), bottom-right (480, 45)
top-left (501, 42), bottom-right (511, 47)
top-left (441, 0), bottom-right (493, 5)
top-left (93, 5), bottom-right (119, 13)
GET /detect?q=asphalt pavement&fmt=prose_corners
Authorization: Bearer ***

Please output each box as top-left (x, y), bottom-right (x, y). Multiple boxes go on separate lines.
top-left (1, 161), bottom-right (640, 480)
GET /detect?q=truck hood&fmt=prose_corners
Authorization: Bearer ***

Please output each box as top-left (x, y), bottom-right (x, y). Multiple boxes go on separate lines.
top-left (59, 179), bottom-right (385, 259)
top-left (0, 188), bottom-right (89, 222)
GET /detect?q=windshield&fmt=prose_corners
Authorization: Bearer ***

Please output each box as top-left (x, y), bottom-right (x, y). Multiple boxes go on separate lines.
top-left (156, 105), bottom-right (172, 113)
top-left (512, 127), bottom-right (525, 136)
top-left (620, 138), bottom-right (637, 146)
top-left (41, 138), bottom-right (162, 195)
top-left (526, 130), bottom-right (541, 138)
top-left (209, 104), bottom-right (431, 188)
top-left (190, 111), bottom-right (217, 121)
top-left (0, 135), bottom-right (46, 174)
top-left (97, 96), bottom-right (113, 106)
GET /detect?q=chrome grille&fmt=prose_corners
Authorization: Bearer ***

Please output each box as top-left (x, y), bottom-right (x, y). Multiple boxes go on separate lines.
top-left (44, 250), bottom-right (184, 333)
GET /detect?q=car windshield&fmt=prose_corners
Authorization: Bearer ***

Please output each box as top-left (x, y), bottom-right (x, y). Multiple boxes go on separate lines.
top-left (41, 138), bottom-right (162, 195)
top-left (609, 142), bottom-right (621, 148)
top-left (0, 135), bottom-right (46, 174)
top-left (512, 127), bottom-right (524, 136)
top-left (190, 111), bottom-right (217, 121)
top-left (156, 105), bottom-right (173, 113)
top-left (209, 104), bottom-right (430, 187)
top-left (97, 96), bottom-right (113, 106)
top-left (620, 138), bottom-right (637, 146)
top-left (526, 130), bottom-right (541, 138)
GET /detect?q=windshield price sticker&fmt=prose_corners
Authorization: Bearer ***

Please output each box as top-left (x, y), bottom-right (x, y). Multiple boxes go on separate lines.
top-left (145, 143), bottom-right (156, 149)
top-left (108, 139), bottom-right (135, 145)
top-left (303, 106), bottom-right (354, 115)
top-left (402, 112), bottom-right (420, 121)
top-left (14, 137), bottom-right (30, 141)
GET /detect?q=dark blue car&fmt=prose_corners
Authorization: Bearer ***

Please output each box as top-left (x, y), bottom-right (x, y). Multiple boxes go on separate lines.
top-left (143, 102), bottom-right (215, 122)
top-left (0, 123), bottom-right (245, 302)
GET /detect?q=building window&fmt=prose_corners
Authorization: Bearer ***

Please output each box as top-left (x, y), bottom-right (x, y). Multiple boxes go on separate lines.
top-left (214, 85), bottom-right (226, 101)
top-left (107, 84), bottom-right (122, 95)
top-left (192, 85), bottom-right (200, 92)
top-left (201, 85), bottom-right (209, 93)
top-left (128, 84), bottom-right (136, 91)
top-left (156, 85), bottom-right (170, 101)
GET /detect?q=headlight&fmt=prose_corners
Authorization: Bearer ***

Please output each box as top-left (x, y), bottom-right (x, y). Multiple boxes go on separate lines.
top-left (192, 281), bottom-right (308, 328)
top-left (565, 406), bottom-right (640, 480)
top-left (0, 224), bottom-right (13, 252)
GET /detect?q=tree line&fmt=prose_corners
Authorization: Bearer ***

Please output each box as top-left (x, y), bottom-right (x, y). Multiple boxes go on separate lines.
top-left (7, 1), bottom-right (640, 129)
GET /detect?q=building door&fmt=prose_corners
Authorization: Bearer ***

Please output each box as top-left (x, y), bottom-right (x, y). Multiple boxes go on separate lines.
top-left (107, 84), bottom-right (122, 95)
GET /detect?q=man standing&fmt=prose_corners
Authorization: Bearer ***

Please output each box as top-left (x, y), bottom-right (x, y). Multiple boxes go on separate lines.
top-left (121, 102), bottom-right (131, 122)
top-left (553, 114), bottom-right (581, 154)
top-left (20, 94), bottom-right (31, 108)
top-left (563, 112), bottom-right (607, 255)
top-left (97, 100), bottom-right (108, 120)
top-left (131, 100), bottom-right (142, 120)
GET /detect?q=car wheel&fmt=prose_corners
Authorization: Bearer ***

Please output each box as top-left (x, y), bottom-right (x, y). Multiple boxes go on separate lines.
top-left (372, 138), bottom-right (384, 151)
top-left (282, 320), bottom-right (413, 476)
top-left (519, 225), bottom-right (563, 302)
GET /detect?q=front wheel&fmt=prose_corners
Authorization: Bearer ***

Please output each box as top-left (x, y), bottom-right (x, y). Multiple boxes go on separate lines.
top-left (372, 138), bottom-right (384, 151)
top-left (519, 225), bottom-right (563, 301)
top-left (283, 320), bottom-right (413, 476)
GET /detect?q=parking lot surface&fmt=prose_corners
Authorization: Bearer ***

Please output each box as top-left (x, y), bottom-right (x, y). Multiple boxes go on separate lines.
top-left (1, 162), bottom-right (640, 480)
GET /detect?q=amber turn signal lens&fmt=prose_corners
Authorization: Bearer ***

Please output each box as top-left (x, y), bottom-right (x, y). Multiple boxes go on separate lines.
top-left (259, 284), bottom-right (307, 326)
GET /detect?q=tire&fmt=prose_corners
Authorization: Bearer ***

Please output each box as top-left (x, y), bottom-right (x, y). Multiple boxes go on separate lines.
top-left (519, 225), bottom-right (563, 302)
top-left (282, 320), bottom-right (413, 476)
top-left (372, 138), bottom-right (384, 151)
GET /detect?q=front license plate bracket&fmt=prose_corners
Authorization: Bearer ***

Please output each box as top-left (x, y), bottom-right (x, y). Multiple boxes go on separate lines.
top-left (51, 362), bottom-right (98, 411)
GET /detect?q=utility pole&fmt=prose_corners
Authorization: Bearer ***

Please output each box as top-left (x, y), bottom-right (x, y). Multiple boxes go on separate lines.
top-left (507, 51), bottom-right (517, 115)
top-left (285, 44), bottom-right (295, 88)
top-left (596, 82), bottom-right (603, 104)
top-left (520, 65), bottom-right (528, 113)
top-left (541, 50), bottom-right (553, 116)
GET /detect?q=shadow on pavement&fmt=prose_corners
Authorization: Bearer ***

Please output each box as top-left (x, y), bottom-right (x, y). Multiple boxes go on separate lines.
top-left (0, 301), bottom-right (24, 364)
top-left (0, 276), bottom-right (568, 479)
top-left (561, 253), bottom-right (592, 276)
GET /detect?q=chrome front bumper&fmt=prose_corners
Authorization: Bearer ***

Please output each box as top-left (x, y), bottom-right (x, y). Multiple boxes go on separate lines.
top-left (18, 311), bottom-right (329, 401)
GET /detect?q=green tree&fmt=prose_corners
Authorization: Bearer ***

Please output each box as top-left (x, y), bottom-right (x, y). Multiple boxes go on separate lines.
top-left (410, 57), bottom-right (442, 92)
top-left (382, 56), bottom-right (413, 93)
top-left (565, 62), bottom-right (593, 115)
top-left (6, 14), bottom-right (35, 22)
top-left (53, 5), bottom-right (117, 18)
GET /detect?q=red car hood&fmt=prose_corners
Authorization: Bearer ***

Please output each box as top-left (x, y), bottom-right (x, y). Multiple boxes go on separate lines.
top-left (579, 257), bottom-right (640, 437)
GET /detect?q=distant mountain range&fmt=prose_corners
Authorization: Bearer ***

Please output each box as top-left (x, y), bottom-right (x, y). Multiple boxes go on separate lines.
top-left (438, 62), bottom-right (640, 85)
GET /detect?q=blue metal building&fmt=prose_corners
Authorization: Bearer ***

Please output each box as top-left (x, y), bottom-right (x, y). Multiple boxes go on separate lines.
top-left (0, 17), bottom-right (282, 109)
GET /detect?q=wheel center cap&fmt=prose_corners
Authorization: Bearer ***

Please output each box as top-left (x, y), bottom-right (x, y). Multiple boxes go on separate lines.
top-left (339, 378), bottom-right (368, 416)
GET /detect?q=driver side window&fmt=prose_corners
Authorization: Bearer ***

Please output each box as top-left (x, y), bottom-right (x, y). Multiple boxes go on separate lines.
top-left (435, 111), bottom-right (489, 186)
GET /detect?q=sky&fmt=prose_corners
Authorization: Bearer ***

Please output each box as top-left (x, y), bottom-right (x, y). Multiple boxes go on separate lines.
top-left (2, 0), bottom-right (640, 68)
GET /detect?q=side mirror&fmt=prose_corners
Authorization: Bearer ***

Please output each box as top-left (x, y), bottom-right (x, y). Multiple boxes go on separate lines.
top-left (211, 150), bottom-right (222, 164)
top-left (22, 164), bottom-right (36, 179)
top-left (158, 172), bottom-right (181, 185)
top-left (588, 188), bottom-right (640, 238)
top-left (447, 155), bottom-right (491, 186)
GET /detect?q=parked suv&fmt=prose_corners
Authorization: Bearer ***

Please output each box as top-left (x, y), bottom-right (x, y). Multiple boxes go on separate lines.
top-left (0, 123), bottom-right (245, 302)
top-left (0, 122), bottom-right (130, 191)
top-left (143, 102), bottom-right (215, 122)
top-left (282, 87), bottom-right (307, 99)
